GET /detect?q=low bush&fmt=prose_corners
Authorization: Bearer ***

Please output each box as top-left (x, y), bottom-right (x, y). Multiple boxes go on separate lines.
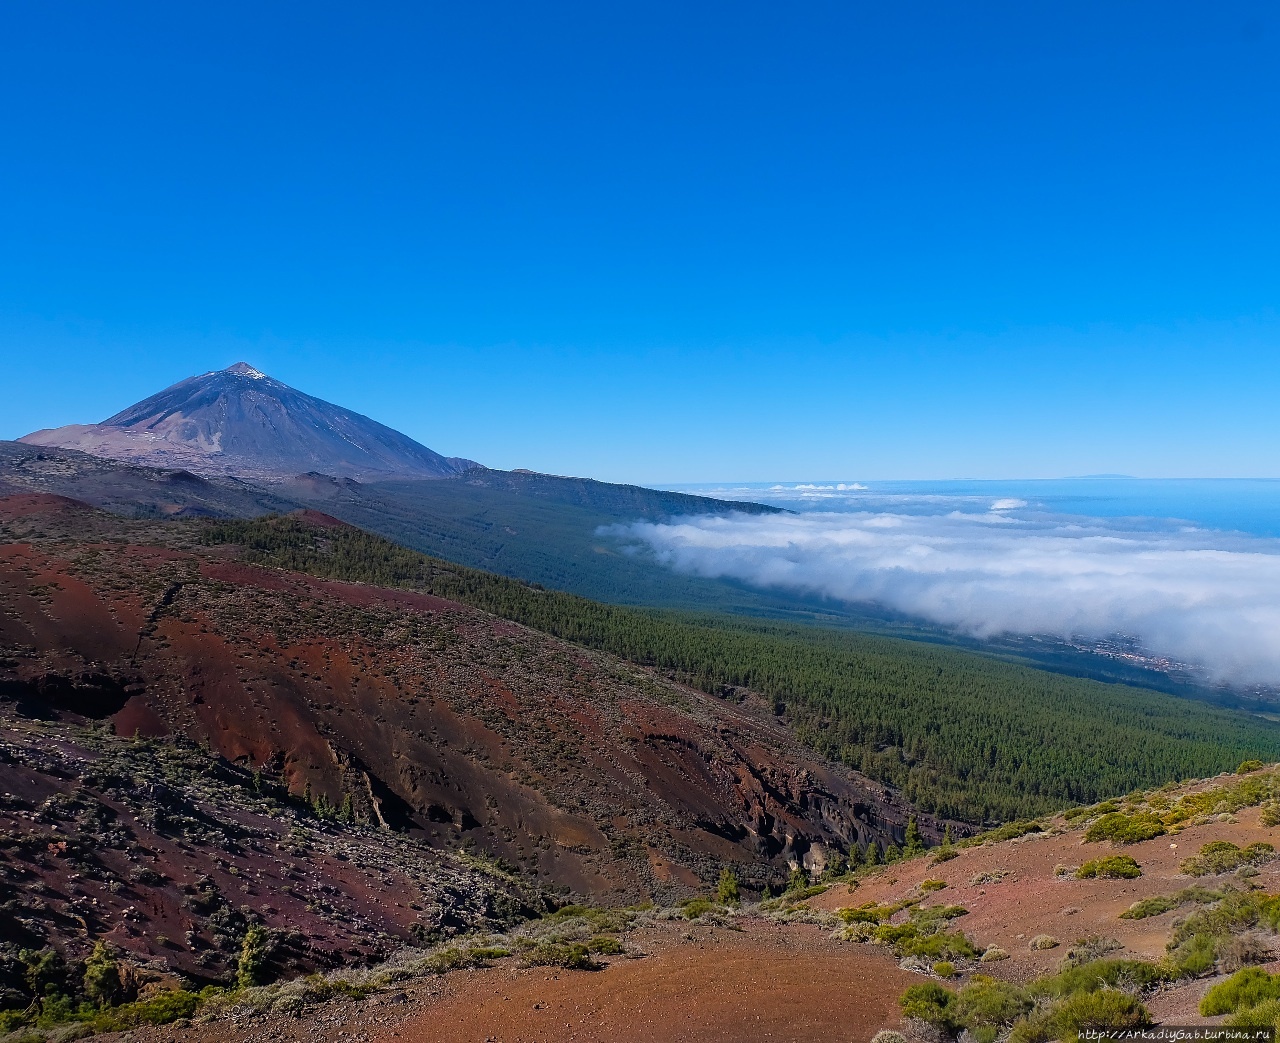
top-left (961, 821), bottom-right (1043, 848)
top-left (1180, 841), bottom-right (1276, 877)
top-left (518, 942), bottom-right (599, 970)
top-left (1033, 958), bottom-right (1166, 998)
top-left (1120, 886), bottom-right (1223, 920)
top-left (1076, 855), bottom-right (1142, 879)
top-left (901, 957), bottom-right (1157, 1043)
top-left (952, 975), bottom-right (1032, 1032)
top-left (1053, 989), bottom-right (1151, 1033)
top-left (680, 898), bottom-right (716, 920)
top-left (1169, 890), bottom-right (1280, 957)
top-left (90, 989), bottom-right (200, 1031)
top-left (1083, 812), bottom-right (1165, 844)
top-left (1227, 998), bottom-right (1280, 1030)
top-left (1167, 933), bottom-right (1219, 978)
top-left (1218, 933), bottom-right (1274, 973)
top-left (1201, 968), bottom-right (1280, 1016)
top-left (899, 981), bottom-right (957, 1034)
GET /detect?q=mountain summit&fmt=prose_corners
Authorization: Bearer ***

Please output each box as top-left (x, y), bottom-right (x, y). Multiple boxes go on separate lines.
top-left (21, 364), bottom-right (480, 481)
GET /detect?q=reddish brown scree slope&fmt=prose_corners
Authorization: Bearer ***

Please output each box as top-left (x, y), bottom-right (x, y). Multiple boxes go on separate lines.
top-left (0, 494), bottom-right (941, 908)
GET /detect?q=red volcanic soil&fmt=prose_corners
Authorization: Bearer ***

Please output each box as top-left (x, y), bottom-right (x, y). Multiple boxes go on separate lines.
top-left (812, 800), bottom-right (1280, 982)
top-left (126, 920), bottom-right (916, 1043)
top-left (0, 496), bottom-right (937, 906)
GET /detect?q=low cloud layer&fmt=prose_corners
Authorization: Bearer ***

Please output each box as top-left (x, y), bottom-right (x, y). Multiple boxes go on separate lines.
top-left (610, 509), bottom-right (1280, 684)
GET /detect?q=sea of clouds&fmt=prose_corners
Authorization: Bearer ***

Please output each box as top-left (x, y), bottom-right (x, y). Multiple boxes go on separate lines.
top-left (609, 502), bottom-right (1280, 684)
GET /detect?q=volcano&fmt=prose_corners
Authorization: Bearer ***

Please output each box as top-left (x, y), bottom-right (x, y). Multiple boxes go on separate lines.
top-left (21, 362), bottom-right (479, 481)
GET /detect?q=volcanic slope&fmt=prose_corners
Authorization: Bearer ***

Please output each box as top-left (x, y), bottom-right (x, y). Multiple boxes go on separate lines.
top-left (0, 708), bottom-right (543, 989)
top-left (200, 515), bottom-right (1280, 824)
top-left (19, 363), bottom-right (479, 482)
top-left (86, 765), bottom-right (1280, 1043)
top-left (0, 494), bottom-right (927, 903)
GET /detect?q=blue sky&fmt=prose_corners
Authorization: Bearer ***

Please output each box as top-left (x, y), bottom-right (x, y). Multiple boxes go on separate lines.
top-left (3, 2), bottom-right (1279, 483)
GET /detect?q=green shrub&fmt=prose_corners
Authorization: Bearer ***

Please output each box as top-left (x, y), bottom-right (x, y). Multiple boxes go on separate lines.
top-left (1120, 895), bottom-right (1177, 919)
top-left (897, 928), bottom-right (980, 961)
top-left (1201, 968), bottom-right (1280, 1016)
top-left (1226, 998), bottom-right (1280, 1030)
top-left (90, 989), bottom-right (200, 1031)
top-left (465, 946), bottom-right (512, 962)
top-left (1076, 855), bottom-right (1142, 879)
top-left (681, 898), bottom-right (716, 920)
top-left (519, 942), bottom-right (598, 970)
top-left (1034, 959), bottom-right (1166, 998)
top-left (921, 879), bottom-right (947, 892)
top-left (932, 961), bottom-right (956, 978)
top-left (1053, 989), bottom-right (1151, 1033)
top-left (1169, 891), bottom-right (1280, 953)
top-left (953, 975), bottom-right (1032, 1030)
top-left (1167, 933), bottom-right (1219, 978)
top-left (236, 924), bottom-right (271, 989)
top-left (82, 942), bottom-right (123, 1008)
top-left (1083, 812), bottom-right (1165, 844)
top-left (1120, 886), bottom-right (1223, 920)
top-left (1181, 840), bottom-right (1276, 877)
top-left (587, 936), bottom-right (624, 955)
top-left (900, 981), bottom-right (957, 1032)
top-left (961, 821), bottom-right (1043, 848)
top-left (1239, 760), bottom-right (1265, 774)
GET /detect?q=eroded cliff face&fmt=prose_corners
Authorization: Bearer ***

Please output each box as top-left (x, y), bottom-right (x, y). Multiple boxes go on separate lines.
top-left (0, 495), bottom-right (945, 902)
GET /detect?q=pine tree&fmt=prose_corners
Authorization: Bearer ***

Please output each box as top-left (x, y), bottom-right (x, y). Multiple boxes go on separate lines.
top-left (904, 816), bottom-right (925, 857)
top-left (83, 942), bottom-right (122, 1008)
top-left (237, 925), bottom-right (271, 989)
top-left (717, 866), bottom-right (740, 906)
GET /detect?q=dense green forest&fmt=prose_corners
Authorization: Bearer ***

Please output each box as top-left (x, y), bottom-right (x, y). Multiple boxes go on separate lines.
top-left (203, 515), bottom-right (1280, 824)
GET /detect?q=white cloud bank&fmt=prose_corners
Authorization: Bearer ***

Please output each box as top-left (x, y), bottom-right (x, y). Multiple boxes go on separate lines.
top-left (610, 510), bottom-right (1280, 684)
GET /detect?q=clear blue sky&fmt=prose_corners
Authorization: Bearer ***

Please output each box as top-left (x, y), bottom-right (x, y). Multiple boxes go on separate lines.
top-left (3, 2), bottom-right (1278, 483)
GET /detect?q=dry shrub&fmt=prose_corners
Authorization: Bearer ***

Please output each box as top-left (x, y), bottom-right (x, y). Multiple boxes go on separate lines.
top-left (1218, 933), bottom-right (1274, 974)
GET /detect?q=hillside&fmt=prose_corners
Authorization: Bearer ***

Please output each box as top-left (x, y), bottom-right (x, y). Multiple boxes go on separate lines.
top-left (0, 441), bottom-right (299, 519)
top-left (7, 499), bottom-right (1280, 1040)
top-left (278, 468), bottom-right (805, 611)
top-left (32, 764), bottom-right (1280, 1043)
top-left (0, 494), bottom-right (928, 902)
top-left (202, 513), bottom-right (1280, 823)
top-left (20, 364), bottom-right (479, 482)
top-left (0, 440), bottom-right (812, 616)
